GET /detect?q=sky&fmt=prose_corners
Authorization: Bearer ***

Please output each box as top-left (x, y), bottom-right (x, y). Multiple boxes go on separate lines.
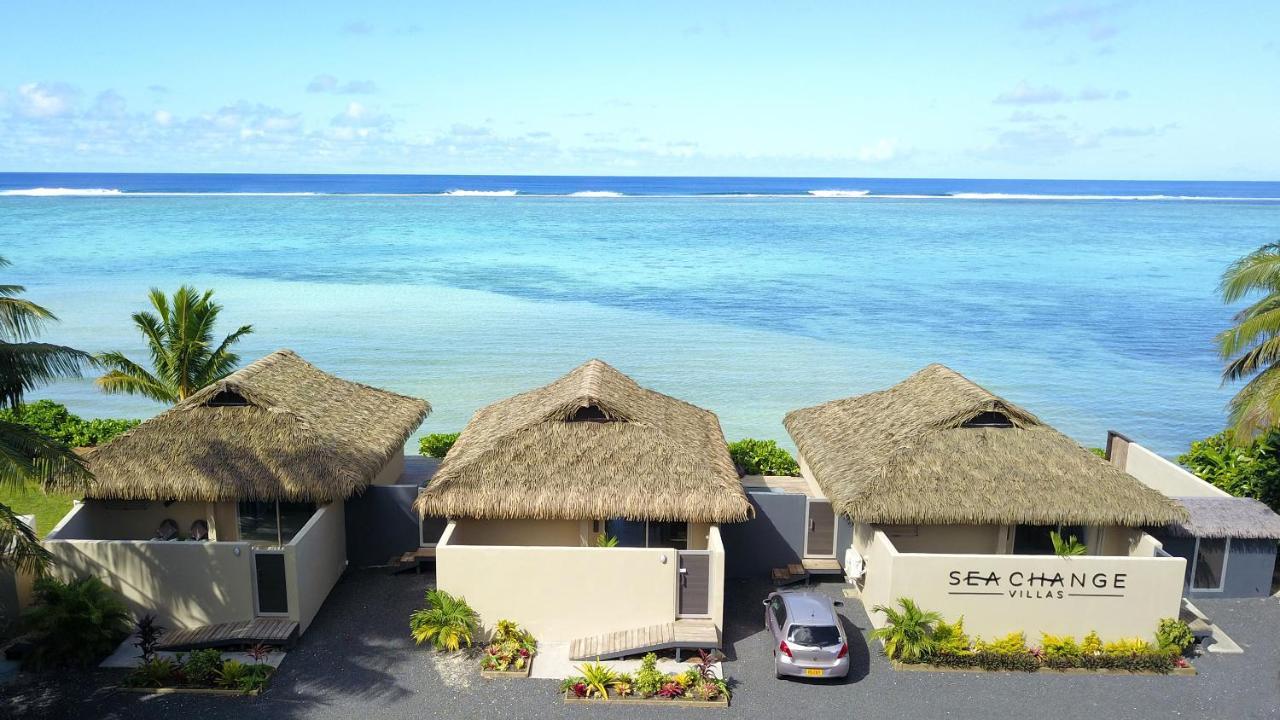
top-left (1, 1), bottom-right (1277, 179)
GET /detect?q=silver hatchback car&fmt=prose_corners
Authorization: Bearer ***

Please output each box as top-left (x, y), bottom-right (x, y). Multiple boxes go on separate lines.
top-left (764, 590), bottom-right (850, 679)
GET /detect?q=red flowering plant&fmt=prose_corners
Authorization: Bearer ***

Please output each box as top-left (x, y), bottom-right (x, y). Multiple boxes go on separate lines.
top-left (480, 619), bottom-right (537, 672)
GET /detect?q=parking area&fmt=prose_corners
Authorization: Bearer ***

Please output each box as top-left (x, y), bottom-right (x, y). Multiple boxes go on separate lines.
top-left (4, 569), bottom-right (1279, 719)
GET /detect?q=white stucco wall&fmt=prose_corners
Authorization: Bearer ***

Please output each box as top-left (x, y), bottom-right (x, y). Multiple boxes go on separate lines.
top-left (1116, 439), bottom-right (1229, 498)
top-left (864, 531), bottom-right (1185, 641)
top-left (46, 537), bottom-right (257, 629)
top-left (435, 522), bottom-right (681, 641)
top-left (371, 449), bottom-right (407, 486)
top-left (286, 502), bottom-right (347, 633)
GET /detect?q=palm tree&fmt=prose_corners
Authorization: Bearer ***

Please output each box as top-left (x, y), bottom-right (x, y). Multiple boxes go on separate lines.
top-left (870, 597), bottom-right (943, 662)
top-left (0, 256), bottom-right (92, 574)
top-left (409, 589), bottom-right (479, 651)
top-left (1218, 243), bottom-right (1280, 439)
top-left (95, 286), bottom-right (253, 404)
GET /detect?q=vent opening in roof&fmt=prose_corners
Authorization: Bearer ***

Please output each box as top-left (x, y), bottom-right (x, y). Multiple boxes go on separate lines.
top-left (962, 411), bottom-right (1013, 428)
top-left (206, 390), bottom-right (250, 407)
top-left (568, 404), bottom-right (612, 423)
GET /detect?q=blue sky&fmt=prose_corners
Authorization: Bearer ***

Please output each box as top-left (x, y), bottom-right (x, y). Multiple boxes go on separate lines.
top-left (1, 1), bottom-right (1277, 179)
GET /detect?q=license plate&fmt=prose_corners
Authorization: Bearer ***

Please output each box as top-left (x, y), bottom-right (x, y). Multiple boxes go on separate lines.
top-left (803, 668), bottom-right (824, 677)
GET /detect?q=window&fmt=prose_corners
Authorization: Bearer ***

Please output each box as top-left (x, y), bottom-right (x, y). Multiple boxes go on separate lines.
top-left (788, 625), bottom-right (842, 648)
top-left (603, 519), bottom-right (688, 549)
top-left (769, 597), bottom-right (786, 629)
top-left (238, 501), bottom-right (315, 545)
top-left (963, 411), bottom-right (1013, 428)
top-left (1012, 524), bottom-right (1085, 555)
top-left (1190, 537), bottom-right (1229, 591)
top-left (647, 521), bottom-right (688, 550)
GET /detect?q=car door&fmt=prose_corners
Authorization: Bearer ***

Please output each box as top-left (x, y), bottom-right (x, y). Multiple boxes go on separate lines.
top-left (766, 596), bottom-right (787, 641)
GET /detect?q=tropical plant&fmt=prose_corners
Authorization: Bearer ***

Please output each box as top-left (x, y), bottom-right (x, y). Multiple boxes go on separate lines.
top-left (216, 659), bottom-right (251, 688)
top-left (932, 617), bottom-right (971, 655)
top-left (409, 588), bottom-right (479, 651)
top-left (1039, 633), bottom-right (1082, 667)
top-left (1179, 429), bottom-right (1280, 513)
top-left (95, 285), bottom-right (253, 404)
top-left (727, 438), bottom-right (800, 476)
top-left (576, 661), bottom-right (616, 699)
top-left (234, 663), bottom-right (274, 693)
top-left (247, 642), bottom-right (273, 665)
top-left (133, 614), bottom-right (165, 663)
top-left (21, 576), bottom-right (131, 669)
top-left (180, 648), bottom-right (225, 685)
top-left (870, 598), bottom-right (943, 662)
top-left (1050, 530), bottom-right (1087, 556)
top-left (975, 631), bottom-right (1029, 656)
top-left (657, 681), bottom-right (684, 698)
top-left (0, 256), bottom-right (92, 574)
top-left (126, 657), bottom-right (179, 688)
top-left (1081, 630), bottom-right (1104, 656)
top-left (595, 532), bottom-right (619, 547)
top-left (419, 432), bottom-right (460, 458)
top-left (1156, 617), bottom-right (1195, 654)
top-left (560, 677), bottom-right (589, 698)
top-left (634, 652), bottom-right (664, 697)
top-left (480, 619), bottom-right (537, 671)
top-left (0, 400), bottom-right (138, 448)
top-left (1216, 243), bottom-right (1280, 439)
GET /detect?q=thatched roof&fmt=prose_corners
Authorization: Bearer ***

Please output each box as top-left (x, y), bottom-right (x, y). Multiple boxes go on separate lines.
top-left (81, 349), bottom-right (429, 502)
top-left (1162, 497), bottom-right (1280, 539)
top-left (415, 359), bottom-right (750, 523)
top-left (783, 364), bottom-right (1187, 527)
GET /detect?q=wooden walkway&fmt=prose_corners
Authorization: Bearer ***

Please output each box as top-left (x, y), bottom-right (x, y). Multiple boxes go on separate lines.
top-left (156, 618), bottom-right (298, 651)
top-left (569, 619), bottom-right (720, 660)
top-left (802, 557), bottom-right (842, 574)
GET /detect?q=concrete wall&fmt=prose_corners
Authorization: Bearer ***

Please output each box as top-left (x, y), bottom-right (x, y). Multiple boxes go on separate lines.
top-left (286, 502), bottom-right (347, 633)
top-left (435, 522), bottom-right (680, 641)
top-left (720, 491), bottom-right (806, 578)
top-left (46, 536), bottom-right (256, 629)
top-left (880, 524), bottom-right (1002, 554)
top-left (707, 526), bottom-right (725, 631)
top-left (371, 449), bottom-right (406, 486)
top-left (1109, 434), bottom-right (1228, 498)
top-left (451, 518), bottom-right (585, 547)
top-left (345, 484), bottom-right (422, 567)
top-left (0, 515), bottom-right (35, 631)
top-left (49, 500), bottom-right (226, 541)
top-left (863, 531), bottom-right (1186, 641)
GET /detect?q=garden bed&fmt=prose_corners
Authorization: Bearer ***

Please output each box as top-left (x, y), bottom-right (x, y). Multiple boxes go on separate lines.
top-left (891, 660), bottom-right (1196, 676)
top-left (115, 684), bottom-right (266, 696)
top-left (480, 663), bottom-right (532, 679)
top-left (563, 690), bottom-right (729, 707)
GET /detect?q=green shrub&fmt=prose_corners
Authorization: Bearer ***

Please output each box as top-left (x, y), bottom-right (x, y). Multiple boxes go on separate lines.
top-left (1156, 618), bottom-right (1195, 654)
top-left (932, 617), bottom-right (971, 656)
top-left (871, 598), bottom-right (942, 662)
top-left (410, 588), bottom-right (479, 651)
top-left (1040, 633), bottom-right (1082, 668)
top-left (419, 432), bottom-right (460, 458)
top-left (21, 576), bottom-right (131, 669)
top-left (1081, 630), bottom-right (1103, 655)
top-left (727, 438), bottom-right (800, 476)
top-left (1179, 429), bottom-right (1280, 513)
top-left (0, 400), bottom-right (139, 448)
top-left (634, 652), bottom-right (665, 698)
top-left (181, 648), bottom-right (225, 685)
top-left (975, 631), bottom-right (1028, 656)
top-left (126, 657), bottom-right (179, 687)
top-left (233, 663), bottom-right (273, 693)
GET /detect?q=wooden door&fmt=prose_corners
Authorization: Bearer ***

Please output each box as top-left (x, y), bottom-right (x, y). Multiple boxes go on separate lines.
top-left (805, 499), bottom-right (836, 557)
top-left (677, 551), bottom-right (710, 616)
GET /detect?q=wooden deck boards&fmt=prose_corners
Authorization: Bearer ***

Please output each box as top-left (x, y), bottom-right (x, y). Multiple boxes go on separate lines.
top-left (569, 619), bottom-right (719, 660)
top-left (156, 618), bottom-right (298, 651)
top-left (801, 557), bottom-right (842, 573)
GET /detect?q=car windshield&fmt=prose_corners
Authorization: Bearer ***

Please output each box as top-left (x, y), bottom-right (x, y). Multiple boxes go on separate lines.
top-left (787, 624), bottom-right (841, 647)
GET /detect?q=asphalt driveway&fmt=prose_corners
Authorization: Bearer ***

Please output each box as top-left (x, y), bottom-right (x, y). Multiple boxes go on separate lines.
top-left (4, 569), bottom-right (1278, 719)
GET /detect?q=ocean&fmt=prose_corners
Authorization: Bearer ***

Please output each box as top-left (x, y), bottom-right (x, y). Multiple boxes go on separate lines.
top-left (3, 172), bottom-right (1278, 457)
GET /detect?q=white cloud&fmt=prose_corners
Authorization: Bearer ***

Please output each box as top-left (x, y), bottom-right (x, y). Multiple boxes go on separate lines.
top-left (15, 82), bottom-right (79, 118)
top-left (306, 75), bottom-right (377, 94)
top-left (153, 110), bottom-right (173, 126)
top-left (856, 138), bottom-right (900, 163)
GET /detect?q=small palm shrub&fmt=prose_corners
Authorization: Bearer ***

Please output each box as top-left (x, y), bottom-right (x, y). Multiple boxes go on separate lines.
top-left (126, 657), bottom-right (179, 688)
top-left (1050, 530), bottom-right (1087, 556)
top-left (419, 433), bottom-right (460, 458)
top-left (1156, 618), bottom-right (1195, 654)
top-left (595, 533), bottom-right (619, 547)
top-left (410, 588), bottom-right (479, 651)
top-left (22, 576), bottom-right (131, 669)
top-left (871, 598), bottom-right (942, 662)
top-left (576, 661), bottom-right (616, 699)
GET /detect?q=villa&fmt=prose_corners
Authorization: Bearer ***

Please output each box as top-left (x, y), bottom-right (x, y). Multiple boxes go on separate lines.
top-left (416, 359), bottom-right (751, 658)
top-left (44, 349), bottom-right (429, 637)
top-left (781, 364), bottom-right (1191, 641)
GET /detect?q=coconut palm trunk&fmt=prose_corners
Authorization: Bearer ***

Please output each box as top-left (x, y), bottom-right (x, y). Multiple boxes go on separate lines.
top-left (0, 256), bottom-right (92, 574)
top-left (95, 286), bottom-right (253, 404)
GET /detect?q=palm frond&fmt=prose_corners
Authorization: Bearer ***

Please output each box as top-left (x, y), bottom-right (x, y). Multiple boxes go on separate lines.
top-left (1221, 243), bottom-right (1280, 302)
top-left (0, 418), bottom-right (90, 491)
top-left (0, 296), bottom-right (59, 341)
top-left (0, 502), bottom-right (52, 575)
top-left (0, 342), bottom-right (91, 409)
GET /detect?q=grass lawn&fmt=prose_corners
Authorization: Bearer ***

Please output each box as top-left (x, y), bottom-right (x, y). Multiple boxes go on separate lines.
top-left (0, 482), bottom-right (77, 538)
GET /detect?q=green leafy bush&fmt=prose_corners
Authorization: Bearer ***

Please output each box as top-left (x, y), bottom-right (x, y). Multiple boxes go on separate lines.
top-left (180, 648), bottom-right (225, 685)
top-left (974, 631), bottom-right (1028, 656)
top-left (727, 438), bottom-right (800, 476)
top-left (634, 652), bottom-right (665, 697)
top-left (21, 576), bottom-right (131, 669)
top-left (0, 400), bottom-right (139, 448)
top-left (871, 598), bottom-right (942, 662)
top-left (126, 657), bottom-right (179, 687)
top-left (932, 617), bottom-right (971, 655)
top-left (1156, 618), bottom-right (1195, 654)
top-left (419, 432), bottom-right (460, 458)
top-left (1179, 429), bottom-right (1280, 513)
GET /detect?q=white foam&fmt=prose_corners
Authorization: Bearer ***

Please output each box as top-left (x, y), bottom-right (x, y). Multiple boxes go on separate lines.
top-left (0, 187), bottom-right (125, 197)
top-left (807, 189), bottom-right (871, 197)
top-left (443, 189), bottom-right (518, 196)
top-left (943, 192), bottom-right (1280, 201)
top-left (567, 190), bottom-right (625, 197)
